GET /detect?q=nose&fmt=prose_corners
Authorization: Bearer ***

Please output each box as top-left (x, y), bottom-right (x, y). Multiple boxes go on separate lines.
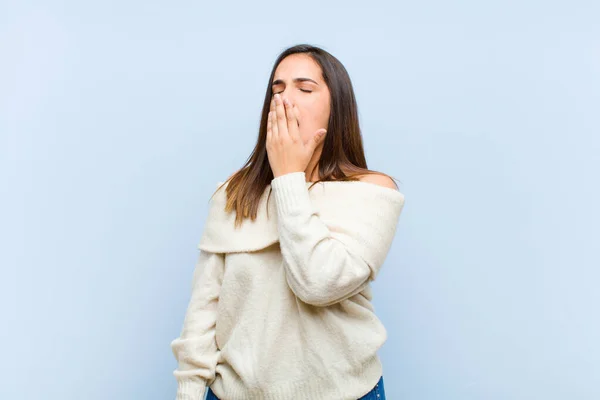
top-left (277, 88), bottom-right (296, 106)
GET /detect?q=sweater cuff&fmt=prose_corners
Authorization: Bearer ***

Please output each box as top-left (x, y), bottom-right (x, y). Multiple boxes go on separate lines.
top-left (271, 171), bottom-right (311, 215)
top-left (175, 378), bottom-right (207, 400)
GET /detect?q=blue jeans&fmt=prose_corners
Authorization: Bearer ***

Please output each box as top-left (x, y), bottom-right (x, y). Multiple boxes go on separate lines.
top-left (206, 376), bottom-right (386, 399)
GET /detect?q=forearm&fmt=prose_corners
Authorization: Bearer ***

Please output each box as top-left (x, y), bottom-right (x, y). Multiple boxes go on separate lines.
top-left (171, 250), bottom-right (225, 399)
top-left (271, 172), bottom-right (374, 306)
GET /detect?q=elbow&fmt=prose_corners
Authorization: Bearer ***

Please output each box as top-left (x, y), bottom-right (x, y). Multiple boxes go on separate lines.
top-left (283, 274), bottom-right (334, 307)
top-left (286, 279), bottom-right (367, 307)
top-left (294, 288), bottom-right (336, 307)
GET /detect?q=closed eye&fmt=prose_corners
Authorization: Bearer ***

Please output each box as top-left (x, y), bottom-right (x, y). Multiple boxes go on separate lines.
top-left (274, 89), bottom-right (312, 95)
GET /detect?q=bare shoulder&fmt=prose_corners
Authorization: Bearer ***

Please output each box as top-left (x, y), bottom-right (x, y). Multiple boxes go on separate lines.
top-left (358, 172), bottom-right (398, 191)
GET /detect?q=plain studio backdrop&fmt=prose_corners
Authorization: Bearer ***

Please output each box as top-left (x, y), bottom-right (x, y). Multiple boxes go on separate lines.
top-left (1, 1), bottom-right (598, 399)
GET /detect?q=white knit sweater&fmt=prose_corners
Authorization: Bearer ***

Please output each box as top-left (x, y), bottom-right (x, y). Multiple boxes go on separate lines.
top-left (171, 171), bottom-right (405, 400)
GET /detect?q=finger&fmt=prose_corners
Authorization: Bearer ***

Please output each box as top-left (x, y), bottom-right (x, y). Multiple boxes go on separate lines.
top-left (284, 98), bottom-right (300, 141)
top-left (269, 97), bottom-right (276, 140)
top-left (274, 94), bottom-right (288, 140)
top-left (267, 110), bottom-right (272, 143)
top-left (271, 107), bottom-right (279, 140)
top-left (292, 103), bottom-right (300, 127)
top-left (310, 129), bottom-right (327, 151)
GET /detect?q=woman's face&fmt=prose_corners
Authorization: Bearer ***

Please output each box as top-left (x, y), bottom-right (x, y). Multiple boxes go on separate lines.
top-left (271, 54), bottom-right (331, 144)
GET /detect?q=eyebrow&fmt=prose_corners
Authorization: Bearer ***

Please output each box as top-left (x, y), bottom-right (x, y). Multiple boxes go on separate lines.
top-left (271, 77), bottom-right (319, 87)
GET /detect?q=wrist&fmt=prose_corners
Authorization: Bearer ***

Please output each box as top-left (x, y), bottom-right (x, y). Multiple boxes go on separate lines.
top-left (271, 171), bottom-right (311, 215)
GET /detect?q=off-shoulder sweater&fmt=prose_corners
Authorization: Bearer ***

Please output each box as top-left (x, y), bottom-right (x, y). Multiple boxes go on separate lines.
top-left (170, 171), bottom-right (405, 400)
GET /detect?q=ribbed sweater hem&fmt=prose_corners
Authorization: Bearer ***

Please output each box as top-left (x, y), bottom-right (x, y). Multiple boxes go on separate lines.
top-left (210, 355), bottom-right (383, 400)
top-left (175, 378), bottom-right (207, 400)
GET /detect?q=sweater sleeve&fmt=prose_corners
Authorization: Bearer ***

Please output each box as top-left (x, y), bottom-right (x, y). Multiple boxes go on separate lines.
top-left (170, 249), bottom-right (225, 400)
top-left (271, 171), bottom-right (401, 307)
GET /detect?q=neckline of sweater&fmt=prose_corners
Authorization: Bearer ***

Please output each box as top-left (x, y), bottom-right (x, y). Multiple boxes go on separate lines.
top-left (272, 178), bottom-right (404, 199)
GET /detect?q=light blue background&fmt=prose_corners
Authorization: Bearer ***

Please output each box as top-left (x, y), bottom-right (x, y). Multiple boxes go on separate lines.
top-left (1, 1), bottom-right (598, 399)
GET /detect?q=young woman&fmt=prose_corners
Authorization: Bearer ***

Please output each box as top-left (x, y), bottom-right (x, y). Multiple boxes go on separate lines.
top-left (171, 44), bottom-right (405, 400)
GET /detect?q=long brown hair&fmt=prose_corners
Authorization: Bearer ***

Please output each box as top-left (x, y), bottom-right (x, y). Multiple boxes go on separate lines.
top-left (213, 44), bottom-right (400, 228)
